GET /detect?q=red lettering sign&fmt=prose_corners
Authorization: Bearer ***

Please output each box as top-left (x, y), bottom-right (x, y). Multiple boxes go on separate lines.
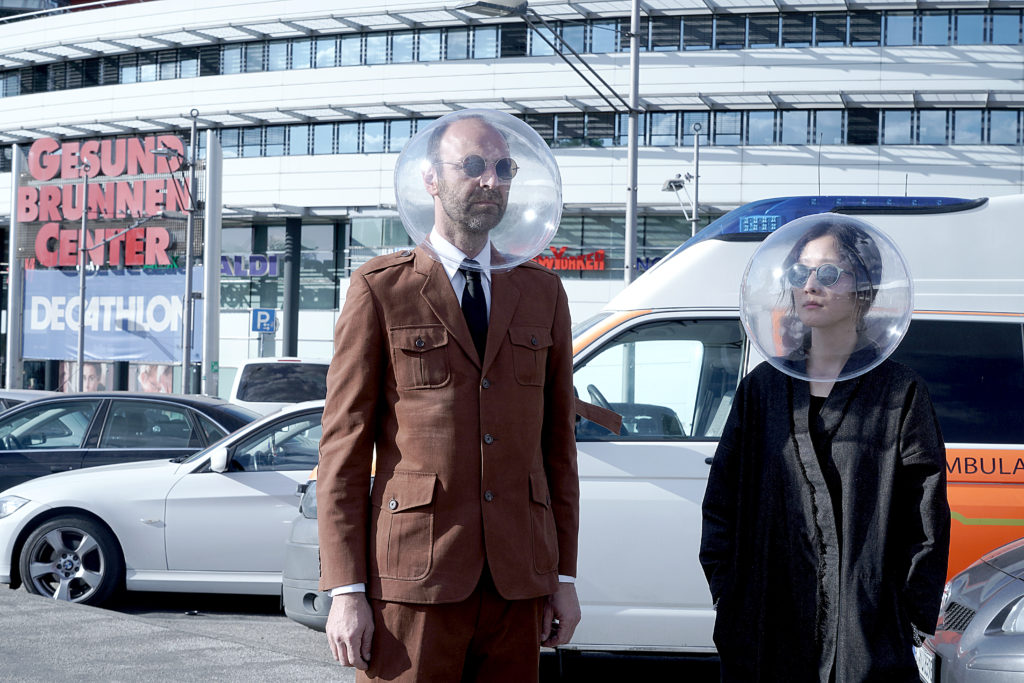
top-left (533, 247), bottom-right (606, 272)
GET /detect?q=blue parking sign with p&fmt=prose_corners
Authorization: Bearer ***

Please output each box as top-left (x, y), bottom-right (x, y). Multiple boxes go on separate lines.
top-left (252, 308), bottom-right (276, 333)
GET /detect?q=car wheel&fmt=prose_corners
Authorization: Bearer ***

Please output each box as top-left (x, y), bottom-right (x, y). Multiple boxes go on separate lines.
top-left (19, 516), bottom-right (124, 605)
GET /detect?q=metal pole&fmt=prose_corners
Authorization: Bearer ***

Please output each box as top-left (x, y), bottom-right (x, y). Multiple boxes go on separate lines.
top-left (624, 0), bottom-right (640, 284)
top-left (182, 110), bottom-right (199, 393)
top-left (692, 122), bottom-right (701, 238)
top-left (76, 160), bottom-right (90, 392)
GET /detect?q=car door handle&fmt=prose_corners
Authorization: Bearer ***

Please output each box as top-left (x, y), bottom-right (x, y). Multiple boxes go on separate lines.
top-left (705, 457), bottom-right (714, 465)
top-left (51, 465), bottom-right (74, 472)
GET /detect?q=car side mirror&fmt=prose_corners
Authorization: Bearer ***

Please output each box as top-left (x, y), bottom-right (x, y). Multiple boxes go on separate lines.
top-left (208, 445), bottom-right (230, 473)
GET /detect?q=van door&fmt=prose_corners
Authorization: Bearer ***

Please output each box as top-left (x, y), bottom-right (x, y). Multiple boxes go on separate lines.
top-left (571, 314), bottom-right (745, 652)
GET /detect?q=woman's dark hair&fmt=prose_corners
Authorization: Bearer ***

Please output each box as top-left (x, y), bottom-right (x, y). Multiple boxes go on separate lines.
top-left (783, 218), bottom-right (883, 323)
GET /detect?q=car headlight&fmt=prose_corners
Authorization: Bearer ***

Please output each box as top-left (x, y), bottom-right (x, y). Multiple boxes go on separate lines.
top-left (0, 495), bottom-right (29, 519)
top-left (299, 480), bottom-right (317, 520)
top-left (1000, 597), bottom-right (1024, 634)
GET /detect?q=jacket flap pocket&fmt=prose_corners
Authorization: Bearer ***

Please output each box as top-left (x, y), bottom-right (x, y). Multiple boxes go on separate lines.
top-left (529, 470), bottom-right (551, 508)
top-left (379, 471), bottom-right (437, 512)
top-left (509, 327), bottom-right (553, 350)
top-left (390, 325), bottom-right (448, 352)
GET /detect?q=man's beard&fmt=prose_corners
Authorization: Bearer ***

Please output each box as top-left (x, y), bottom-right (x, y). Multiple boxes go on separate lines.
top-left (438, 180), bottom-right (507, 234)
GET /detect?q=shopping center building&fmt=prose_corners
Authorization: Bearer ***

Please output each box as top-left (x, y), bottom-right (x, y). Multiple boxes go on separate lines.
top-left (0, 0), bottom-right (1021, 393)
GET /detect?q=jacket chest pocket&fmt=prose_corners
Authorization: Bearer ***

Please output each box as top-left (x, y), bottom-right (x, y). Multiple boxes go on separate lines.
top-left (390, 325), bottom-right (451, 390)
top-left (371, 471), bottom-right (437, 581)
top-left (509, 327), bottom-right (552, 387)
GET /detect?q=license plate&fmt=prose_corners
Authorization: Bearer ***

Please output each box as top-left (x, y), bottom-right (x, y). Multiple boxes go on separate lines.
top-left (914, 645), bottom-right (935, 683)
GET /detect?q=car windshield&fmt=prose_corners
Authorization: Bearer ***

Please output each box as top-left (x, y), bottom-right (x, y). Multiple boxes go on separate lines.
top-left (236, 363), bottom-right (329, 402)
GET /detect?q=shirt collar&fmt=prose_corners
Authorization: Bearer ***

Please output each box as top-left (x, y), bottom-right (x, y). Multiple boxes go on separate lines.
top-left (427, 230), bottom-right (492, 283)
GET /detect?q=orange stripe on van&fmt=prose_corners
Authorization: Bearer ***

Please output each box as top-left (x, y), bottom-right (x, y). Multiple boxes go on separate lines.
top-left (572, 310), bottom-right (651, 356)
top-left (945, 447), bottom-right (1024, 484)
top-left (948, 480), bottom-right (1024, 578)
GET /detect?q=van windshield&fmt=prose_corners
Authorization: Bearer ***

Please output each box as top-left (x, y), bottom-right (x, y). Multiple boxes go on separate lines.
top-left (236, 363), bottom-right (329, 402)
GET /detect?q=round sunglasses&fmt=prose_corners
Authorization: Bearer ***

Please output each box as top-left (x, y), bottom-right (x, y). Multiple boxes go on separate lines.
top-left (435, 155), bottom-right (518, 180)
top-left (787, 262), bottom-right (851, 288)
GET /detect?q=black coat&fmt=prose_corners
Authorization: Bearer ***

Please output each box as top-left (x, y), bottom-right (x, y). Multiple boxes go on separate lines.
top-left (700, 359), bottom-right (950, 682)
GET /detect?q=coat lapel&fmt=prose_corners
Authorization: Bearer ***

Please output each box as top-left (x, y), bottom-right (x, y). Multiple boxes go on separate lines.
top-left (413, 248), bottom-right (481, 367)
top-left (482, 267), bottom-right (520, 374)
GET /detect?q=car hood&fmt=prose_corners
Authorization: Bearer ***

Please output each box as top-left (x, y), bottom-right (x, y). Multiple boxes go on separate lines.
top-left (982, 537), bottom-right (1024, 579)
top-left (2, 457), bottom-right (190, 501)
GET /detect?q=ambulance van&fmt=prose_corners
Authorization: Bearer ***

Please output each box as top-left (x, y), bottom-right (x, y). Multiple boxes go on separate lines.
top-left (568, 194), bottom-right (1024, 654)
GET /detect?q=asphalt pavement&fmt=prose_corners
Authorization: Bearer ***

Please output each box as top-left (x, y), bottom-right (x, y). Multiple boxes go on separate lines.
top-left (0, 587), bottom-right (353, 682)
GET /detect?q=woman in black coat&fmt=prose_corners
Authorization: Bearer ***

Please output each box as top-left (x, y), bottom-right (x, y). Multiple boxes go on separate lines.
top-left (700, 218), bottom-right (950, 682)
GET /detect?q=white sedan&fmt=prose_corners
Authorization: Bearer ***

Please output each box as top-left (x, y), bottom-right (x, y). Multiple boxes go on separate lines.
top-left (0, 400), bottom-right (324, 605)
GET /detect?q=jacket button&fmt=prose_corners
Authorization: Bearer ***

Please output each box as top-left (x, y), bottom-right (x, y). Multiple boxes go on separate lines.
top-left (481, 378), bottom-right (490, 389)
top-left (531, 336), bottom-right (538, 345)
top-left (484, 490), bottom-right (494, 502)
top-left (483, 434), bottom-right (494, 444)
top-left (388, 499), bottom-right (398, 510)
top-left (414, 338), bottom-right (425, 348)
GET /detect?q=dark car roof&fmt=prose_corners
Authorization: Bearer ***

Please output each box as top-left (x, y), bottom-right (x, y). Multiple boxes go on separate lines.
top-left (14, 392), bottom-right (260, 430)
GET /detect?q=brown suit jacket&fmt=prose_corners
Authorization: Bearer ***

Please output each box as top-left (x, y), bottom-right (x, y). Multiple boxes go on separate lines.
top-left (317, 246), bottom-right (579, 604)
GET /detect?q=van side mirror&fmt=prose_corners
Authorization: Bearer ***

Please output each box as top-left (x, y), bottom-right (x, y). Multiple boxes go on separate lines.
top-left (208, 445), bottom-right (230, 473)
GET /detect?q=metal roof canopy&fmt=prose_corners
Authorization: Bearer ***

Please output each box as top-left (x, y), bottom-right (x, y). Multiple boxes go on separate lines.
top-left (1, 89), bottom-right (1019, 144)
top-left (1, 0), bottom-right (1022, 68)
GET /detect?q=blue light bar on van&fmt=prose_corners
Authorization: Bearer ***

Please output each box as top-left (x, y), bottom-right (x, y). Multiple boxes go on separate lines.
top-left (656, 195), bottom-right (985, 270)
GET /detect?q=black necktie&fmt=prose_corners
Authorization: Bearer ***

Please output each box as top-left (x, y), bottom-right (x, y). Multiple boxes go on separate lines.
top-left (460, 259), bottom-right (488, 361)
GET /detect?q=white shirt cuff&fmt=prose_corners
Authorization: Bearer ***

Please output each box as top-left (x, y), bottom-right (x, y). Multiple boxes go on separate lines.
top-left (558, 575), bottom-right (575, 584)
top-left (328, 583), bottom-right (366, 596)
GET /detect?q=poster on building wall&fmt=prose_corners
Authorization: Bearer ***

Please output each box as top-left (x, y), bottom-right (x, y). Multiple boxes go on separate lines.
top-left (22, 268), bottom-right (203, 364)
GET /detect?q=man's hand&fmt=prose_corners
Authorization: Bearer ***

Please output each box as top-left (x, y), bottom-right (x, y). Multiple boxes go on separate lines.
top-left (541, 582), bottom-right (581, 647)
top-left (326, 592), bottom-right (374, 669)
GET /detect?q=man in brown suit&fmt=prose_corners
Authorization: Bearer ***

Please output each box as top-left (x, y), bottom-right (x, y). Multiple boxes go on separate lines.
top-left (317, 112), bottom-right (581, 682)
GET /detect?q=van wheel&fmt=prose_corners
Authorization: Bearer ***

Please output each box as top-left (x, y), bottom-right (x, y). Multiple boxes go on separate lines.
top-left (19, 516), bottom-right (124, 606)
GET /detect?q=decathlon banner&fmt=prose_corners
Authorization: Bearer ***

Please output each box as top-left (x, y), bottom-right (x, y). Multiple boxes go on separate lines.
top-left (23, 268), bottom-right (203, 363)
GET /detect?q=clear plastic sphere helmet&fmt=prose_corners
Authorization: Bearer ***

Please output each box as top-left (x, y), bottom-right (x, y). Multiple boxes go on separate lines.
top-left (394, 109), bottom-right (563, 272)
top-left (739, 213), bottom-right (913, 382)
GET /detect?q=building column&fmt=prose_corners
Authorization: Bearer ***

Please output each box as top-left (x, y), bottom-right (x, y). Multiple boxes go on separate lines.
top-left (282, 217), bottom-right (301, 357)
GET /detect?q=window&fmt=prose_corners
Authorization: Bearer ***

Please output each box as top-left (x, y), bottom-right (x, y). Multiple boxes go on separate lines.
top-left (992, 10), bottom-right (1021, 44)
top-left (530, 25), bottom-right (556, 56)
top-left (955, 11), bottom-right (985, 45)
top-left (244, 42), bottom-right (265, 72)
top-left (847, 109), bottom-right (879, 145)
top-left (363, 121), bottom-right (386, 153)
top-left (590, 20), bottom-right (617, 53)
top-left (715, 15), bottom-right (746, 49)
top-left (649, 112), bottom-right (677, 146)
top-left (587, 113), bottom-right (615, 147)
top-left (366, 33), bottom-right (388, 65)
top-left (714, 111), bottom-right (743, 146)
top-left (419, 30), bottom-right (442, 60)
top-left (556, 114), bottom-right (586, 147)
top-left (229, 412), bottom-right (323, 472)
top-left (158, 51), bottom-right (177, 80)
top-left (746, 111), bottom-right (776, 145)
top-left (222, 45), bottom-right (242, 74)
top-left (814, 110), bottom-right (843, 144)
top-left (220, 128), bottom-right (241, 158)
top-left (682, 113), bottom-right (709, 145)
top-left (815, 13), bottom-right (847, 46)
top-left (849, 12), bottom-right (881, 46)
top-left (651, 17), bottom-right (681, 51)
top-left (561, 23), bottom-right (586, 53)
top-left (241, 128), bottom-right (263, 157)
top-left (300, 224), bottom-right (340, 309)
top-left (474, 26), bottom-right (498, 58)
top-left (196, 413), bottom-right (229, 442)
top-left (312, 123), bottom-right (334, 154)
top-left (389, 119), bottom-right (412, 152)
top-left (338, 122), bottom-right (359, 153)
top-left (890, 321), bottom-right (1024, 444)
top-left (340, 34), bottom-right (362, 66)
top-left (883, 110), bottom-right (913, 144)
top-left (268, 40), bottom-right (289, 70)
top-left (781, 110), bottom-right (809, 144)
top-left (682, 16), bottom-right (712, 50)
top-left (265, 126), bottom-right (285, 156)
top-left (953, 110), bottom-right (982, 144)
top-left (292, 39), bottom-right (313, 69)
top-left (315, 36), bottom-right (337, 67)
top-left (392, 31), bottom-right (414, 62)
top-left (138, 53), bottom-right (157, 81)
top-left (989, 110), bottom-right (1019, 144)
top-left (918, 110), bottom-right (948, 144)
top-left (748, 15), bottom-right (779, 48)
top-left (179, 47), bottom-right (198, 78)
top-left (500, 25), bottom-right (528, 56)
top-left (119, 54), bottom-right (137, 83)
top-left (0, 401), bottom-right (97, 450)
top-left (782, 13), bottom-right (812, 47)
top-left (885, 12), bottom-right (915, 46)
top-left (920, 11), bottom-right (950, 45)
top-left (288, 124), bottom-right (310, 155)
top-left (99, 400), bottom-right (199, 449)
top-left (573, 319), bottom-right (744, 441)
top-left (447, 28), bottom-right (469, 60)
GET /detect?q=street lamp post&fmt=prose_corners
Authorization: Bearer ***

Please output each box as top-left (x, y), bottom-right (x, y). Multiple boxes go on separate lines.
top-left (457, 0), bottom-right (642, 285)
top-left (76, 160), bottom-right (90, 392)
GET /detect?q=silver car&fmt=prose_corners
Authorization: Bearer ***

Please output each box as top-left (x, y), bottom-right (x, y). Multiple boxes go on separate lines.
top-left (917, 538), bottom-right (1024, 682)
